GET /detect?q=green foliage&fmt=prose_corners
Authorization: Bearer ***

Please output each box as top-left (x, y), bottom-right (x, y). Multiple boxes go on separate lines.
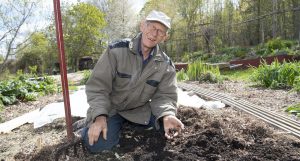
top-left (198, 72), bottom-right (220, 83)
top-left (221, 68), bottom-right (254, 81)
top-left (250, 60), bottom-right (300, 91)
top-left (264, 38), bottom-right (297, 56)
top-left (207, 53), bottom-right (235, 63)
top-left (80, 70), bottom-right (92, 85)
top-left (292, 76), bottom-right (300, 93)
top-left (68, 85), bottom-right (78, 91)
top-left (182, 51), bottom-right (206, 62)
top-left (16, 32), bottom-right (50, 73)
top-left (175, 60), bottom-right (222, 83)
top-left (218, 47), bottom-right (250, 59)
top-left (0, 74), bottom-right (58, 106)
top-left (29, 65), bottom-right (38, 76)
top-left (285, 103), bottom-right (300, 118)
top-left (0, 97), bottom-right (4, 110)
top-left (266, 38), bottom-right (294, 51)
top-left (0, 69), bottom-right (14, 81)
top-left (186, 60), bottom-right (222, 83)
top-left (183, 46), bottom-right (250, 64)
top-left (0, 55), bottom-right (3, 63)
top-left (64, 3), bottom-right (106, 71)
top-left (176, 69), bottom-right (188, 81)
top-left (17, 51), bottom-right (43, 73)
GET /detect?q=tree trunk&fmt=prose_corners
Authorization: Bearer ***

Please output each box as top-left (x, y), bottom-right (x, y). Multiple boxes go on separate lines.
top-left (261, 21), bottom-right (265, 44)
top-left (272, 0), bottom-right (278, 38)
top-left (292, 0), bottom-right (300, 40)
top-left (281, 1), bottom-right (287, 39)
top-left (257, 0), bottom-right (261, 44)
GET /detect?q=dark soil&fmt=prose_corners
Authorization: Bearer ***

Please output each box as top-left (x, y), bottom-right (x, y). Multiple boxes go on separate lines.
top-left (14, 107), bottom-right (300, 161)
top-left (1, 79), bottom-right (300, 161)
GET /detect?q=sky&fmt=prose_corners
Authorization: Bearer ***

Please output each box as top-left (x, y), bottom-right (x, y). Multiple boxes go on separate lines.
top-left (0, 0), bottom-right (147, 57)
top-left (31, 0), bottom-right (147, 32)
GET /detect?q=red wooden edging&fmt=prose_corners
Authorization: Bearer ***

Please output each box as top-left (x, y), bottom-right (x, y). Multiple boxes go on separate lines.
top-left (174, 63), bottom-right (188, 71)
top-left (53, 0), bottom-right (74, 140)
top-left (230, 54), bottom-right (299, 68)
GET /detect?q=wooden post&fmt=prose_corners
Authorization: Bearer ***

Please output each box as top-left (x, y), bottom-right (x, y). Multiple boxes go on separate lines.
top-left (53, 0), bottom-right (74, 140)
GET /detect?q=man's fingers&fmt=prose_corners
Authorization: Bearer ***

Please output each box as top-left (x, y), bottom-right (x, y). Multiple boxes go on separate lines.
top-left (88, 138), bottom-right (94, 146)
top-left (102, 128), bottom-right (108, 140)
top-left (88, 126), bottom-right (101, 145)
top-left (88, 130), bottom-right (95, 145)
top-left (164, 126), bottom-right (172, 139)
top-left (173, 131), bottom-right (179, 137)
top-left (165, 132), bottom-right (172, 139)
top-left (177, 126), bottom-right (182, 134)
top-left (174, 117), bottom-right (185, 130)
top-left (179, 122), bottom-right (185, 130)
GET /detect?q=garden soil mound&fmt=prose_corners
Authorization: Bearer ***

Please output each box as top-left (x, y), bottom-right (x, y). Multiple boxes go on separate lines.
top-left (17, 107), bottom-right (300, 161)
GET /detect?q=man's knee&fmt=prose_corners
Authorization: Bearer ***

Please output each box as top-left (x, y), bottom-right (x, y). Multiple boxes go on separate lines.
top-left (81, 127), bottom-right (119, 153)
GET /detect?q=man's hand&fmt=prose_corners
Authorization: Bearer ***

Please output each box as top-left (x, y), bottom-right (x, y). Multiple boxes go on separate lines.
top-left (163, 115), bottom-right (184, 139)
top-left (88, 116), bottom-right (107, 146)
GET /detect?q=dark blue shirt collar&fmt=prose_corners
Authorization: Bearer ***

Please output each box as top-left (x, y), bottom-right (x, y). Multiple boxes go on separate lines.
top-left (138, 38), bottom-right (155, 65)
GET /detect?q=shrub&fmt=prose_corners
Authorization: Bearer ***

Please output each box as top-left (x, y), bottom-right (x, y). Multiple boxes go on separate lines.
top-left (250, 60), bottom-right (300, 91)
top-left (182, 51), bottom-right (206, 62)
top-left (198, 72), bottom-right (220, 83)
top-left (265, 38), bottom-right (296, 55)
top-left (207, 53), bottom-right (234, 63)
top-left (0, 74), bottom-right (58, 106)
top-left (218, 47), bottom-right (249, 59)
top-left (266, 38), bottom-right (285, 51)
top-left (292, 76), bottom-right (300, 93)
top-left (0, 69), bottom-right (13, 81)
top-left (186, 60), bottom-right (222, 83)
top-left (80, 70), bottom-right (92, 85)
top-left (176, 69), bottom-right (188, 81)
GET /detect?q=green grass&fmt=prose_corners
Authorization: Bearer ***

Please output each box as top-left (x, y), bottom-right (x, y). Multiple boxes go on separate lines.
top-left (285, 103), bottom-right (300, 118)
top-left (221, 68), bottom-right (254, 81)
top-left (68, 85), bottom-right (78, 91)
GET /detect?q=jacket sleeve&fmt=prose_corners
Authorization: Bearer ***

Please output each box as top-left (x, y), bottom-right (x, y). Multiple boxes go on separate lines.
top-left (85, 48), bottom-right (116, 124)
top-left (150, 64), bottom-right (178, 129)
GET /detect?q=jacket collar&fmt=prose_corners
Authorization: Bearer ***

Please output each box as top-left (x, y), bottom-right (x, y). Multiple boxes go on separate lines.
top-left (129, 33), bottom-right (165, 62)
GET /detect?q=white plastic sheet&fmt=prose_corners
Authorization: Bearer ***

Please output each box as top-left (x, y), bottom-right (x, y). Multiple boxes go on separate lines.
top-left (0, 86), bottom-right (226, 133)
top-left (33, 86), bottom-right (88, 128)
top-left (177, 88), bottom-right (225, 109)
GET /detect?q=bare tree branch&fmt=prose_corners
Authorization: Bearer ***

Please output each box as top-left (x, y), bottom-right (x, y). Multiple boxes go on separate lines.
top-left (0, 1), bottom-right (35, 72)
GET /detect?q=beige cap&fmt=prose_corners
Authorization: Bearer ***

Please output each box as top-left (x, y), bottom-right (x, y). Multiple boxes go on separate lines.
top-left (146, 10), bottom-right (171, 29)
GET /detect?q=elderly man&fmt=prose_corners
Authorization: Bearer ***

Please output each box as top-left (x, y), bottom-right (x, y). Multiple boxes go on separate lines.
top-left (82, 10), bottom-right (184, 153)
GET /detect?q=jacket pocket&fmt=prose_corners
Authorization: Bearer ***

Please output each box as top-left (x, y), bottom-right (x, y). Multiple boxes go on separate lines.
top-left (116, 71), bottom-right (132, 78)
top-left (140, 81), bottom-right (158, 103)
top-left (114, 71), bottom-right (131, 89)
top-left (146, 80), bottom-right (160, 87)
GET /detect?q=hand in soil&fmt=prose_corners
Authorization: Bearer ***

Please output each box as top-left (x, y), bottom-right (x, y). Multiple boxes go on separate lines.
top-left (163, 115), bottom-right (185, 139)
top-left (88, 115), bottom-right (107, 145)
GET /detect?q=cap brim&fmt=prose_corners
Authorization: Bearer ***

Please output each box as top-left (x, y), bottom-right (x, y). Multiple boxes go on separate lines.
top-left (146, 18), bottom-right (170, 29)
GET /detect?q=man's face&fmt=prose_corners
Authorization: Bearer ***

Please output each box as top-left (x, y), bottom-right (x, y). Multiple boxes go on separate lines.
top-left (140, 21), bottom-right (168, 49)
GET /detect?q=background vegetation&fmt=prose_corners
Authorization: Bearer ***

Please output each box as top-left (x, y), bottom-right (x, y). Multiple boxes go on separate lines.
top-left (1, 0), bottom-right (300, 75)
top-left (0, 67), bottom-right (58, 109)
top-left (0, 0), bottom-right (299, 117)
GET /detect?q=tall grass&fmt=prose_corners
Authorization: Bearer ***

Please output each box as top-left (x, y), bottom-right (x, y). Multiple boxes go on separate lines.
top-left (177, 60), bottom-right (222, 83)
top-left (186, 60), bottom-right (220, 81)
top-left (176, 69), bottom-right (188, 81)
top-left (250, 59), bottom-right (300, 91)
